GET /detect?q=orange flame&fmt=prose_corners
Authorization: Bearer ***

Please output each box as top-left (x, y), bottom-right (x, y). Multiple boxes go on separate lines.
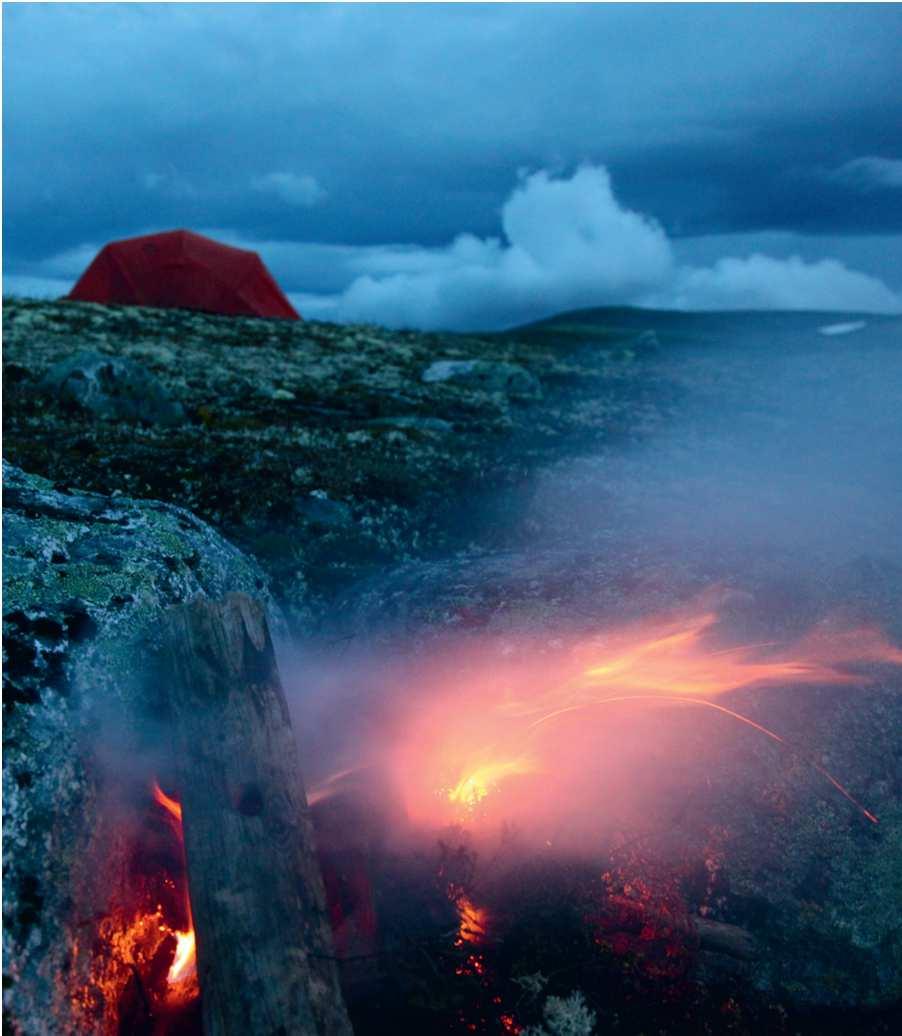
top-left (152, 782), bottom-right (183, 824)
top-left (151, 781), bottom-right (198, 997)
top-left (455, 896), bottom-right (488, 946)
top-left (168, 928), bottom-right (197, 987)
top-left (394, 602), bottom-right (902, 828)
top-left (448, 759), bottom-right (536, 812)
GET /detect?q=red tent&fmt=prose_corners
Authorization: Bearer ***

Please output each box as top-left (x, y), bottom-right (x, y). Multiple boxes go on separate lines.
top-left (67, 229), bottom-right (300, 320)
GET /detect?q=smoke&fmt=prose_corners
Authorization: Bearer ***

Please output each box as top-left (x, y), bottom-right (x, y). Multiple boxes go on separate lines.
top-left (296, 164), bottom-right (902, 329)
top-left (280, 295), bottom-right (902, 857)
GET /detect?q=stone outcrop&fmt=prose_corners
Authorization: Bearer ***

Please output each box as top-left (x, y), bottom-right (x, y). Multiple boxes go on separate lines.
top-left (2, 462), bottom-right (276, 1034)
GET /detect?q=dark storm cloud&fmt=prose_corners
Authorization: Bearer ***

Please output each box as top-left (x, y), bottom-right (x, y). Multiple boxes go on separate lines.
top-left (4, 3), bottom-right (902, 324)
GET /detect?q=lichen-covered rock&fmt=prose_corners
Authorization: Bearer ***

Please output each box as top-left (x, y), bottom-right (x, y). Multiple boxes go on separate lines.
top-left (39, 350), bottom-right (184, 425)
top-left (2, 462), bottom-right (276, 1034)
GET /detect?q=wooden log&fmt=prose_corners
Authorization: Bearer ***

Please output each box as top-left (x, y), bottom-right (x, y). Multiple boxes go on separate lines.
top-left (163, 592), bottom-right (353, 1036)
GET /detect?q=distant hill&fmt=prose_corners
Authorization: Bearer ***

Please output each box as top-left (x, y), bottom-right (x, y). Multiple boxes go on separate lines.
top-left (498, 305), bottom-right (902, 354)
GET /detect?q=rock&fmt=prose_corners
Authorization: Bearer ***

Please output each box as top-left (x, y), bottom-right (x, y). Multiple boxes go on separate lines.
top-left (422, 359), bottom-right (541, 399)
top-left (421, 359), bottom-right (479, 383)
top-left (294, 491), bottom-right (353, 529)
top-left (2, 462), bottom-right (277, 1034)
top-left (366, 415), bottom-right (453, 434)
top-left (39, 350), bottom-right (184, 425)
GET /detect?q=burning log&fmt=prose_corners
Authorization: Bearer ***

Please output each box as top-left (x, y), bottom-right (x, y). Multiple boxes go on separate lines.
top-left (163, 592), bottom-right (353, 1036)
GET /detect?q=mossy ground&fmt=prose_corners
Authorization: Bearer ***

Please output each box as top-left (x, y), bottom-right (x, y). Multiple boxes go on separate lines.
top-left (2, 297), bottom-right (672, 627)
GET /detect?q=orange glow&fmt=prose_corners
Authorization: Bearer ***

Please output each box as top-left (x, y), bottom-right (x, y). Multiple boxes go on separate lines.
top-left (69, 905), bottom-right (173, 1031)
top-left (451, 893), bottom-right (489, 979)
top-left (392, 599), bottom-right (902, 829)
top-left (525, 611), bottom-right (877, 723)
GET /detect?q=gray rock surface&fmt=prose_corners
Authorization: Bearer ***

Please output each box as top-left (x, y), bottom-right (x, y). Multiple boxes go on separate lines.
top-left (39, 350), bottom-right (184, 425)
top-left (2, 462), bottom-right (275, 1034)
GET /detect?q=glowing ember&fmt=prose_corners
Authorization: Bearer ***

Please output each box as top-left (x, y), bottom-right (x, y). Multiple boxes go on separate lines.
top-left (394, 598), bottom-right (902, 829)
top-left (69, 904), bottom-right (173, 1031)
top-left (69, 781), bottom-right (200, 1031)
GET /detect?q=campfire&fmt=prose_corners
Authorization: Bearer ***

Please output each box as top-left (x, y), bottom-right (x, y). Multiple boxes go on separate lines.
top-left (79, 589), bottom-right (902, 1034)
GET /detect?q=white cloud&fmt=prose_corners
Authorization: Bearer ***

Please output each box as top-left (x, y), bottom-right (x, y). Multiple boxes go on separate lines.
top-left (300, 166), bottom-right (674, 329)
top-left (296, 165), bottom-right (901, 328)
top-left (829, 156), bottom-right (902, 191)
top-left (654, 253), bottom-right (902, 314)
top-left (251, 171), bottom-right (326, 207)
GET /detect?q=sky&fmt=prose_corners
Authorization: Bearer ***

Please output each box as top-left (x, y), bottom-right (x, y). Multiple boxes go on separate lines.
top-left (4, 2), bottom-right (902, 330)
